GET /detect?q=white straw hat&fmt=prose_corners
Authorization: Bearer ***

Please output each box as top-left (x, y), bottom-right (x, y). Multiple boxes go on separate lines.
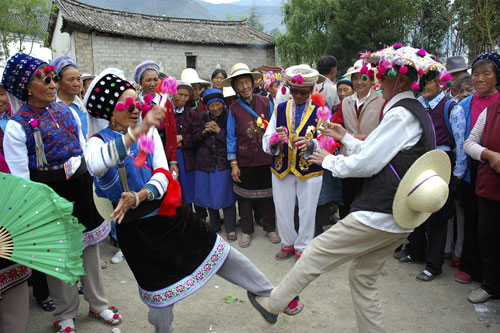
top-left (284, 64), bottom-right (324, 87)
top-left (181, 68), bottom-right (209, 84)
top-left (393, 150), bottom-right (451, 229)
top-left (223, 86), bottom-right (236, 98)
top-left (222, 63), bottom-right (263, 87)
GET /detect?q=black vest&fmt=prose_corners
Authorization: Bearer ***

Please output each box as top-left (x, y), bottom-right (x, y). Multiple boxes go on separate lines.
top-left (350, 98), bottom-right (436, 215)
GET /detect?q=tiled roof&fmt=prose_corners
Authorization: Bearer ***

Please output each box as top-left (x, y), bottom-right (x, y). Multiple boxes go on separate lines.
top-left (52, 0), bottom-right (273, 46)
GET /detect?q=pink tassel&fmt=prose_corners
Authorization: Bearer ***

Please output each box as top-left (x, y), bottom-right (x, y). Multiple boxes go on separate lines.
top-left (269, 133), bottom-right (281, 146)
top-left (317, 106), bottom-right (332, 122)
top-left (399, 66), bottom-right (408, 74)
top-left (115, 103), bottom-right (125, 111)
top-left (411, 81), bottom-right (420, 91)
top-left (144, 94), bottom-right (153, 104)
top-left (281, 86), bottom-right (286, 95)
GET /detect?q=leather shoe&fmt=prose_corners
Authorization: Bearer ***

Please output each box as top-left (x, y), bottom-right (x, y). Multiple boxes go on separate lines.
top-left (247, 291), bottom-right (278, 324)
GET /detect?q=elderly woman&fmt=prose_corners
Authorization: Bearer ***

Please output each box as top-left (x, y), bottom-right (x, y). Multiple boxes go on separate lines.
top-left (83, 70), bottom-right (296, 332)
top-left (133, 60), bottom-right (179, 177)
top-left (50, 56), bottom-right (88, 138)
top-left (2, 53), bottom-right (118, 333)
top-left (193, 89), bottom-right (237, 240)
top-left (224, 63), bottom-right (279, 248)
top-left (463, 99), bottom-right (500, 303)
top-left (180, 68), bottom-right (209, 110)
top-left (171, 80), bottom-right (206, 219)
top-left (455, 52), bottom-right (500, 285)
top-left (263, 65), bottom-right (324, 259)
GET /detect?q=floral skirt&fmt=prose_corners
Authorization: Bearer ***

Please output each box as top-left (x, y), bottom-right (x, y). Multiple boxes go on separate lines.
top-left (116, 206), bottom-right (230, 308)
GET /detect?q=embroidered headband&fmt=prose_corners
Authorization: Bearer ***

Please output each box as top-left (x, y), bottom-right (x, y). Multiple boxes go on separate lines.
top-left (133, 60), bottom-right (160, 85)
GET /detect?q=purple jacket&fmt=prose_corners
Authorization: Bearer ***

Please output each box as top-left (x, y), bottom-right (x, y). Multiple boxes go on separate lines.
top-left (174, 106), bottom-right (198, 171)
top-left (193, 109), bottom-right (230, 172)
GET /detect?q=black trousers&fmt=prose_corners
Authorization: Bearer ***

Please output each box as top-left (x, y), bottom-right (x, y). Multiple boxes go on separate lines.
top-left (28, 269), bottom-right (50, 302)
top-left (408, 221), bottom-right (448, 275)
top-left (208, 205), bottom-right (236, 233)
top-left (339, 178), bottom-right (361, 219)
top-left (478, 197), bottom-right (500, 296)
top-left (238, 198), bottom-right (275, 234)
top-left (459, 171), bottom-right (482, 281)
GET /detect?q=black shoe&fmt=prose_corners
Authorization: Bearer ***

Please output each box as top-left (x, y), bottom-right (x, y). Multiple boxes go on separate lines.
top-left (247, 291), bottom-right (278, 324)
top-left (78, 285), bottom-right (84, 295)
top-left (37, 299), bottom-right (56, 312)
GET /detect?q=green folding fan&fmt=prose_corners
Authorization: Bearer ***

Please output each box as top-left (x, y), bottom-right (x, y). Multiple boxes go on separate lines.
top-left (0, 172), bottom-right (85, 284)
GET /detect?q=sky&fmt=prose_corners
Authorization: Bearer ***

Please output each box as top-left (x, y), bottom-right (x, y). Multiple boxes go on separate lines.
top-left (201, 0), bottom-right (239, 3)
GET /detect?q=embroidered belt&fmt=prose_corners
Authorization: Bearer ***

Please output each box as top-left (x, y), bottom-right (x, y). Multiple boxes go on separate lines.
top-left (0, 264), bottom-right (31, 296)
top-left (82, 220), bottom-right (112, 248)
top-left (37, 164), bottom-right (64, 171)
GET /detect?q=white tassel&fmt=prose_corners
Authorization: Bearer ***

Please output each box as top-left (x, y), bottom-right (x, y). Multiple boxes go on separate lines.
top-left (33, 129), bottom-right (48, 168)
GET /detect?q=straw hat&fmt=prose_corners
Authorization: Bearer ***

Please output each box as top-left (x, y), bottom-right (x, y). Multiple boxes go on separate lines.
top-left (343, 60), bottom-right (364, 78)
top-left (92, 185), bottom-right (114, 222)
top-left (223, 86), bottom-right (236, 98)
top-left (181, 68), bottom-right (209, 84)
top-left (393, 150), bottom-right (451, 229)
top-left (222, 63), bottom-right (263, 87)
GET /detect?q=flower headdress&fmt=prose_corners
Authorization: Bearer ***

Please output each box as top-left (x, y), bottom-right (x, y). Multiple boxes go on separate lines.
top-left (360, 44), bottom-right (453, 92)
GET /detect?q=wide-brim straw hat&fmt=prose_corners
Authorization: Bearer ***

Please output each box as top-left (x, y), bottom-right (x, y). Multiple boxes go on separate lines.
top-left (222, 63), bottom-right (263, 87)
top-left (223, 86), bottom-right (236, 98)
top-left (393, 150), bottom-right (451, 229)
top-left (181, 68), bottom-right (209, 84)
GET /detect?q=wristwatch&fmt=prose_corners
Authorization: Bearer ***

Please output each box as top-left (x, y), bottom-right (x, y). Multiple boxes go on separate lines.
top-left (146, 188), bottom-right (154, 201)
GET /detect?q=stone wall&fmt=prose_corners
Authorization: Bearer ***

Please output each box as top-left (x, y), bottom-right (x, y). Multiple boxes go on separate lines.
top-left (74, 31), bottom-right (94, 75)
top-left (87, 33), bottom-right (275, 81)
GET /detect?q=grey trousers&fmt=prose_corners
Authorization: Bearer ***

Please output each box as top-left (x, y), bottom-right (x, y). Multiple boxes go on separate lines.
top-left (0, 282), bottom-right (29, 333)
top-left (148, 247), bottom-right (274, 333)
top-left (47, 244), bottom-right (109, 321)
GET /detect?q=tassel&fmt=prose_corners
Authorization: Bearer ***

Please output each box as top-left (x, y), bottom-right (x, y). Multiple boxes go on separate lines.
top-left (33, 129), bottom-right (48, 168)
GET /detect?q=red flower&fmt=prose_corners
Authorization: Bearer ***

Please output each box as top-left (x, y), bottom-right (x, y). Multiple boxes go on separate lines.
top-left (8, 270), bottom-right (18, 278)
top-left (0, 274), bottom-right (7, 283)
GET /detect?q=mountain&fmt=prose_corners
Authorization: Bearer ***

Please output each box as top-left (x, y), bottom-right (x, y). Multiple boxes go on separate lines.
top-left (77, 0), bottom-right (283, 33)
top-left (79, 0), bottom-right (215, 19)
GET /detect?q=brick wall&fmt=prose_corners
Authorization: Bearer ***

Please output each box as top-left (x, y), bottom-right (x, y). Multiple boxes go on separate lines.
top-left (74, 31), bottom-right (93, 75)
top-left (85, 33), bottom-right (275, 81)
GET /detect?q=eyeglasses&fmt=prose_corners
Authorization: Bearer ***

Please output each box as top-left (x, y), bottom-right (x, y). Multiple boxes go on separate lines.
top-left (290, 88), bottom-right (311, 96)
top-left (40, 76), bottom-right (59, 85)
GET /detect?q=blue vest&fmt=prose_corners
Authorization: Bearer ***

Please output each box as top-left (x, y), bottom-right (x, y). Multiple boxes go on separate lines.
top-left (14, 102), bottom-right (82, 170)
top-left (271, 101), bottom-right (323, 181)
top-left (458, 95), bottom-right (473, 183)
top-left (93, 127), bottom-right (155, 204)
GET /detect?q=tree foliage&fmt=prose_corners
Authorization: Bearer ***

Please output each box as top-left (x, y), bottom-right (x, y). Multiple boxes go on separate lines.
top-left (276, 0), bottom-right (500, 72)
top-left (246, 2), bottom-right (264, 31)
top-left (0, 0), bottom-right (52, 60)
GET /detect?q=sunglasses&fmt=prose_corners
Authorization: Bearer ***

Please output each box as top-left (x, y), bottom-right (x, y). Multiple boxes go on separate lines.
top-left (40, 76), bottom-right (59, 85)
top-left (290, 88), bottom-right (311, 96)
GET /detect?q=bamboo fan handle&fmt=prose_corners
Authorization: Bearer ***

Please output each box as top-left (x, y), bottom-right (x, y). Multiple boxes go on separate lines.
top-left (0, 226), bottom-right (13, 259)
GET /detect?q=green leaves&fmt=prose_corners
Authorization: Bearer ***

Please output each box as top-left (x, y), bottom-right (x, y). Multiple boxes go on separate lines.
top-left (224, 296), bottom-right (248, 304)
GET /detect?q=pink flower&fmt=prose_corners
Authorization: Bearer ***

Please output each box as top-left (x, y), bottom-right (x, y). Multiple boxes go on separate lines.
top-left (29, 118), bottom-right (38, 128)
top-left (144, 293), bottom-right (151, 301)
top-left (217, 244), bottom-right (224, 252)
top-left (137, 134), bottom-right (155, 153)
top-left (360, 50), bottom-right (371, 59)
top-left (417, 49), bottom-right (426, 57)
top-left (360, 66), bottom-right (368, 75)
top-left (392, 43), bottom-right (402, 49)
top-left (281, 86), bottom-right (286, 94)
top-left (159, 77), bottom-right (178, 96)
top-left (125, 97), bottom-right (134, 107)
top-left (153, 294), bottom-right (162, 301)
top-left (195, 272), bottom-right (204, 280)
top-left (175, 285), bottom-right (185, 293)
top-left (115, 103), bottom-right (125, 111)
top-left (186, 279), bottom-right (195, 287)
top-left (144, 94), bottom-right (153, 104)
top-left (411, 81), bottom-right (420, 91)
top-left (210, 254), bottom-right (219, 262)
top-left (164, 290), bottom-right (174, 298)
top-left (317, 106), bottom-right (332, 122)
top-left (203, 264), bottom-right (211, 272)
top-left (399, 66), bottom-right (408, 74)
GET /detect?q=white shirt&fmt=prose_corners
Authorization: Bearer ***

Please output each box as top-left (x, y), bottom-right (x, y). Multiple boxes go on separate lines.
top-left (316, 78), bottom-right (340, 107)
top-left (353, 90), bottom-right (371, 109)
top-left (322, 91), bottom-right (423, 233)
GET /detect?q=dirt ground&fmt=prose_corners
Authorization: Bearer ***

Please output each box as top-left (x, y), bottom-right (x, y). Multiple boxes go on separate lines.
top-left (26, 225), bottom-right (499, 333)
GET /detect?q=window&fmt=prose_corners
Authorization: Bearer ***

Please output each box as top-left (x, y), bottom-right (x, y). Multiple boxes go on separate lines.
top-left (186, 55), bottom-right (196, 69)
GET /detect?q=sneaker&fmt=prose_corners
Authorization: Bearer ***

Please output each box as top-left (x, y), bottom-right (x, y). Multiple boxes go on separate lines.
top-left (455, 271), bottom-right (472, 284)
top-left (111, 250), bottom-right (124, 264)
top-left (468, 288), bottom-right (492, 303)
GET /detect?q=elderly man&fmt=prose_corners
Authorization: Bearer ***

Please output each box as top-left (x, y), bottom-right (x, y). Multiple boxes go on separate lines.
top-left (224, 63), bottom-right (279, 248)
top-left (263, 65), bottom-right (325, 260)
top-left (445, 56), bottom-right (469, 102)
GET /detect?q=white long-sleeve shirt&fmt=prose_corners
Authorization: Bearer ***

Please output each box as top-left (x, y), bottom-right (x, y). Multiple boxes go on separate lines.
top-left (464, 108), bottom-right (487, 161)
top-left (322, 91), bottom-right (423, 233)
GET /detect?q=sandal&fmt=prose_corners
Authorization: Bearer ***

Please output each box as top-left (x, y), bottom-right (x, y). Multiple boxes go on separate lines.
top-left (275, 246), bottom-right (294, 260)
top-left (416, 271), bottom-right (436, 282)
top-left (283, 296), bottom-right (304, 316)
top-left (267, 232), bottom-right (281, 244)
top-left (53, 321), bottom-right (75, 332)
top-left (295, 249), bottom-right (303, 258)
top-left (88, 306), bottom-right (122, 325)
top-left (239, 234), bottom-right (252, 248)
top-left (38, 298), bottom-right (56, 312)
top-left (227, 232), bottom-right (237, 242)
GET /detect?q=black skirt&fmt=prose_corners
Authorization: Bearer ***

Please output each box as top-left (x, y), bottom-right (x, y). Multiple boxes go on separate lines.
top-left (233, 165), bottom-right (273, 200)
top-left (116, 205), bottom-right (230, 308)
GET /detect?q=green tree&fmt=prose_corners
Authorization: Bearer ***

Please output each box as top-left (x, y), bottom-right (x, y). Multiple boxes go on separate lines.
top-left (275, 0), bottom-right (336, 67)
top-left (246, 2), bottom-right (264, 31)
top-left (0, 0), bottom-right (52, 60)
top-left (329, 0), bottom-right (412, 74)
top-left (226, 11), bottom-right (235, 21)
